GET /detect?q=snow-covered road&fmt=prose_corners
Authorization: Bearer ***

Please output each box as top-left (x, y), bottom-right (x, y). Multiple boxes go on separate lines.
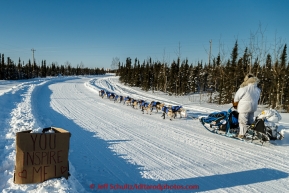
top-left (1, 76), bottom-right (289, 192)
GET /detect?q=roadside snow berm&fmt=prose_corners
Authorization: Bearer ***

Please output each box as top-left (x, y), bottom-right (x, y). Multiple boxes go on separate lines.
top-left (14, 127), bottom-right (71, 184)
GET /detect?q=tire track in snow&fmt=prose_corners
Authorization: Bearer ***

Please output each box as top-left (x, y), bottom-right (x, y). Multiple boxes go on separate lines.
top-left (96, 113), bottom-right (287, 193)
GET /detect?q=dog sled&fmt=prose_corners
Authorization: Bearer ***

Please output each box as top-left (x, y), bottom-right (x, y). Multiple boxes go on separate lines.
top-left (199, 107), bottom-right (284, 145)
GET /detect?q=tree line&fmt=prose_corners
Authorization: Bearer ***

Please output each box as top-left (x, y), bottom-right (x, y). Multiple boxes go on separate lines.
top-left (117, 42), bottom-right (288, 112)
top-left (0, 54), bottom-right (106, 80)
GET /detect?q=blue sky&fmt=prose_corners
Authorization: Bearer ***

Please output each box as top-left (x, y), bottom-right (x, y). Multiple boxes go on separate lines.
top-left (0, 0), bottom-right (288, 69)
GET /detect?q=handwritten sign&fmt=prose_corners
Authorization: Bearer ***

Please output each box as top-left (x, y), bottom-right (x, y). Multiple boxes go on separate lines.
top-left (14, 127), bottom-right (70, 184)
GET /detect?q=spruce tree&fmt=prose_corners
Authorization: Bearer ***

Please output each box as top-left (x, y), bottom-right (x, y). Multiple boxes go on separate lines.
top-left (231, 41), bottom-right (239, 95)
top-left (139, 62), bottom-right (145, 89)
top-left (187, 64), bottom-right (194, 94)
top-left (142, 62), bottom-right (150, 91)
top-left (241, 47), bottom-right (250, 76)
top-left (284, 61), bottom-right (289, 112)
top-left (17, 58), bottom-right (22, 79)
top-left (280, 44), bottom-right (287, 110)
top-left (215, 59), bottom-right (223, 104)
top-left (168, 60), bottom-right (180, 95)
top-left (180, 59), bottom-right (190, 95)
top-left (1, 54), bottom-right (5, 79)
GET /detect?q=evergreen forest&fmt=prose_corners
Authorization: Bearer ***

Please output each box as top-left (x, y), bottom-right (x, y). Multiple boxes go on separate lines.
top-left (117, 41), bottom-right (288, 112)
top-left (0, 55), bottom-right (106, 80)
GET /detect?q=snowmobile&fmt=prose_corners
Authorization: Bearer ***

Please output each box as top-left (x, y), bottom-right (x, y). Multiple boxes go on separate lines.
top-left (199, 107), bottom-right (284, 145)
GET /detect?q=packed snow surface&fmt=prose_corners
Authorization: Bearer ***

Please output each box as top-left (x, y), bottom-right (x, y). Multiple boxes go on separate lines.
top-left (1, 75), bottom-right (289, 193)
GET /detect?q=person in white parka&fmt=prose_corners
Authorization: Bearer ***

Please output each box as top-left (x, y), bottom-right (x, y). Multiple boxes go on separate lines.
top-left (233, 73), bottom-right (261, 139)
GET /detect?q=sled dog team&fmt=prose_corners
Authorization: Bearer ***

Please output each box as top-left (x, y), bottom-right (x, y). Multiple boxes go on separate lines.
top-left (99, 90), bottom-right (187, 120)
top-left (99, 73), bottom-right (284, 143)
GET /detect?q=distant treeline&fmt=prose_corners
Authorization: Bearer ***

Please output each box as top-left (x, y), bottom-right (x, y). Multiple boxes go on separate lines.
top-left (0, 54), bottom-right (106, 80)
top-left (117, 42), bottom-right (289, 112)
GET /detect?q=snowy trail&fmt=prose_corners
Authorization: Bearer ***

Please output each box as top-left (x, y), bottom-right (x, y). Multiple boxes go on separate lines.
top-left (37, 76), bottom-right (289, 192)
top-left (1, 76), bottom-right (289, 192)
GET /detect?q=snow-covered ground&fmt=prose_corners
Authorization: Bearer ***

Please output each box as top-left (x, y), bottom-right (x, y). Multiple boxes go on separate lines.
top-left (0, 75), bottom-right (289, 193)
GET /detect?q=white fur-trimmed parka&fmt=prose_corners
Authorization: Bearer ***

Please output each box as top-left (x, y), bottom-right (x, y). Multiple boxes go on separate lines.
top-left (234, 74), bottom-right (261, 113)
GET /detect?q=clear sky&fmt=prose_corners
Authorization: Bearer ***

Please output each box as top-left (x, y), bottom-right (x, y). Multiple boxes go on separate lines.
top-left (0, 0), bottom-right (288, 69)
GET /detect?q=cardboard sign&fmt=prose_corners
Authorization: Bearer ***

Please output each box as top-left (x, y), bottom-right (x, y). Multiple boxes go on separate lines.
top-left (14, 127), bottom-right (71, 184)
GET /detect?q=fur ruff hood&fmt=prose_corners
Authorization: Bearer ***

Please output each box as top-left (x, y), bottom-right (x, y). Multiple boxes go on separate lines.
top-left (240, 74), bottom-right (259, 88)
